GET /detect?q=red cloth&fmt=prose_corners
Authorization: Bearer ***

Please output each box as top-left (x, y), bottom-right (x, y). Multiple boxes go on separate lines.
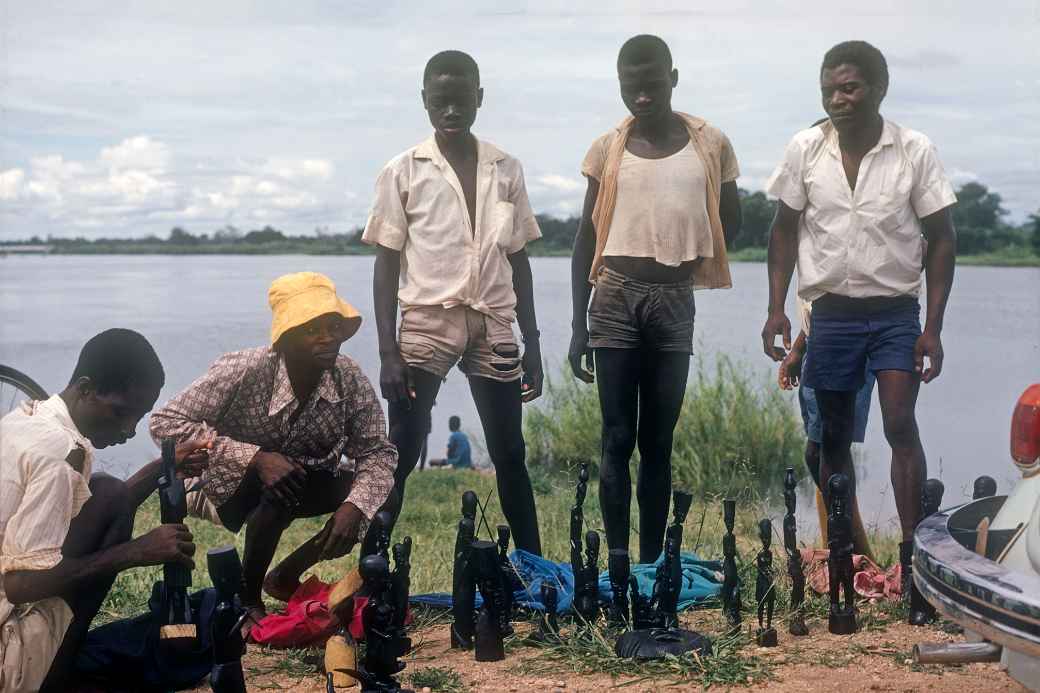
top-left (250, 576), bottom-right (337, 648)
top-left (800, 548), bottom-right (903, 601)
top-left (249, 575), bottom-right (410, 648)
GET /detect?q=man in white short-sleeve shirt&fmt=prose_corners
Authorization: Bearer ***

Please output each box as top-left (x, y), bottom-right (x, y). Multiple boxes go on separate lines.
top-left (760, 41), bottom-right (957, 627)
top-left (1, 329), bottom-right (208, 692)
top-left (362, 50), bottom-right (544, 555)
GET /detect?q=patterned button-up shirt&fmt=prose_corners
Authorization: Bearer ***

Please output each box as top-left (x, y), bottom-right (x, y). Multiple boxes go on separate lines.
top-left (149, 347), bottom-right (397, 524)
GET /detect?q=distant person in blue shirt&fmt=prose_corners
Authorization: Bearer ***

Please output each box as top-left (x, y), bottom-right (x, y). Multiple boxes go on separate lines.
top-left (429, 416), bottom-right (472, 469)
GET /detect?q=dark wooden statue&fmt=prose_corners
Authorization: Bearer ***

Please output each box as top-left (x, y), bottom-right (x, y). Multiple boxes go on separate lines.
top-left (607, 548), bottom-right (630, 628)
top-left (496, 525), bottom-right (515, 635)
top-left (652, 490), bottom-right (692, 629)
top-left (577, 530), bottom-right (601, 624)
top-left (527, 583), bottom-right (559, 644)
top-left (450, 491), bottom-right (478, 649)
top-left (720, 499), bottom-right (742, 630)
top-left (922, 478), bottom-right (945, 517)
top-left (372, 510), bottom-right (393, 560)
top-left (570, 463), bottom-right (590, 611)
top-left (754, 519), bottom-right (778, 646)
top-left (909, 478), bottom-right (945, 625)
top-left (208, 546), bottom-right (246, 693)
top-left (352, 555), bottom-right (413, 692)
top-left (826, 473), bottom-right (857, 635)
top-left (390, 537), bottom-right (412, 638)
top-left (629, 575), bottom-right (655, 631)
top-left (973, 475), bottom-right (997, 499)
top-left (473, 541), bottom-right (507, 662)
top-left (783, 467), bottom-right (808, 636)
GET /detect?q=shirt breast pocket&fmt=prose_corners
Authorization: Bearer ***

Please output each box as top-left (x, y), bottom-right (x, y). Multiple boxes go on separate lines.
top-left (491, 200), bottom-right (515, 249)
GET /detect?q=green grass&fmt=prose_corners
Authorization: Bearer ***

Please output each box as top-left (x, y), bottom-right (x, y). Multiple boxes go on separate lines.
top-left (954, 248), bottom-right (1040, 266)
top-left (524, 356), bottom-right (806, 500)
top-left (408, 666), bottom-right (470, 693)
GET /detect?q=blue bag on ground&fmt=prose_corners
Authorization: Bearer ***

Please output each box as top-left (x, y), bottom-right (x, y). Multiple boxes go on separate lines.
top-left (411, 549), bottom-right (721, 614)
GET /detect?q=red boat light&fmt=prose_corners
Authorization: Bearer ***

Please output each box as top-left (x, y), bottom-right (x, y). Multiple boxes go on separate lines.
top-left (1011, 384), bottom-right (1040, 471)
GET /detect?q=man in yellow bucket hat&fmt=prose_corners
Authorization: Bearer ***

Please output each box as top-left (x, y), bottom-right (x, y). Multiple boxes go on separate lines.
top-left (150, 272), bottom-right (398, 634)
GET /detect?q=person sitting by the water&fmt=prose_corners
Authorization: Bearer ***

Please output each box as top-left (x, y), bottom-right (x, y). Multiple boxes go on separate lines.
top-left (761, 40), bottom-right (957, 624)
top-left (568, 34), bottom-right (742, 564)
top-left (1, 329), bottom-right (210, 693)
top-left (149, 272), bottom-right (398, 636)
top-left (779, 299), bottom-right (876, 560)
top-left (428, 415), bottom-right (473, 469)
top-left (363, 49), bottom-right (544, 554)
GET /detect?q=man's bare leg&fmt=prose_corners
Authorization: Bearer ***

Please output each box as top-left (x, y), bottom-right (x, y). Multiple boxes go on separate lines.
top-left (249, 469), bottom-right (351, 603)
top-left (264, 487), bottom-right (402, 601)
top-left (876, 369), bottom-right (925, 542)
top-left (635, 349), bottom-right (689, 564)
top-left (469, 375), bottom-right (542, 555)
top-left (41, 474), bottom-right (134, 693)
top-left (595, 348), bottom-right (641, 554)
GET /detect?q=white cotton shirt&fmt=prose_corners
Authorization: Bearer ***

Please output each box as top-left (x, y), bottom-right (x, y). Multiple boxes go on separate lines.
top-left (1, 395), bottom-right (94, 692)
top-left (766, 119), bottom-right (957, 301)
top-left (362, 135), bottom-right (542, 322)
top-left (602, 142), bottom-right (715, 266)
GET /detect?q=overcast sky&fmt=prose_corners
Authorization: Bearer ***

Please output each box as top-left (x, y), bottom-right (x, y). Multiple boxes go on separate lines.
top-left (2, 1), bottom-right (1037, 239)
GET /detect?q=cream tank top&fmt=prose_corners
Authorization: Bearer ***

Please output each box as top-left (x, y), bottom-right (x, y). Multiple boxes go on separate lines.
top-left (602, 141), bottom-right (714, 267)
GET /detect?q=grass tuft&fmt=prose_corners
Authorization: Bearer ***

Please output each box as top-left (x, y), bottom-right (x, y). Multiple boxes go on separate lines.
top-left (408, 666), bottom-right (471, 692)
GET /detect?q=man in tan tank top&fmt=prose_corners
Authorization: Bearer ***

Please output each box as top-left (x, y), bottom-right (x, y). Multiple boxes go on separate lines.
top-left (569, 34), bottom-right (742, 563)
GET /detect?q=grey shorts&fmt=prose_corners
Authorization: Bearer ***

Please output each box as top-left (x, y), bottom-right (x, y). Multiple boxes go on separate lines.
top-left (587, 268), bottom-right (695, 352)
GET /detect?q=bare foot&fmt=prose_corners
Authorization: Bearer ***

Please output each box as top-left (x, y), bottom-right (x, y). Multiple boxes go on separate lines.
top-left (240, 603), bottom-right (267, 642)
top-left (263, 567), bottom-right (301, 602)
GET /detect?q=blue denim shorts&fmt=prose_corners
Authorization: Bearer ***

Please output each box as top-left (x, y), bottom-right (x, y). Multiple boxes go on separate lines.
top-left (802, 295), bottom-right (921, 392)
top-left (799, 369), bottom-right (875, 444)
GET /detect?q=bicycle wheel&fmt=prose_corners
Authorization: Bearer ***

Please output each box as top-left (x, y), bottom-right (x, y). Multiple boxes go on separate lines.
top-left (0, 365), bottom-right (49, 418)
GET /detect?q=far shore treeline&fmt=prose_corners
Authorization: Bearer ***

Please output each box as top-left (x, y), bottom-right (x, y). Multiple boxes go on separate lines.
top-left (4, 181), bottom-right (1038, 265)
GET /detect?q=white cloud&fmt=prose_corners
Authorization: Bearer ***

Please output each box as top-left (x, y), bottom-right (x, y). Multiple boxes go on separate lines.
top-left (534, 173), bottom-right (583, 193)
top-left (100, 136), bottom-right (170, 173)
top-left (949, 168), bottom-right (979, 186)
top-left (0, 137), bottom-right (339, 236)
top-left (263, 158), bottom-right (334, 181)
top-left (255, 180), bottom-right (280, 195)
top-left (0, 169), bottom-right (26, 200)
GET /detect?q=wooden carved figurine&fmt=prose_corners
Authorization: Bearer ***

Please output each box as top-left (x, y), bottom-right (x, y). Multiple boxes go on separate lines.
top-left (607, 549), bottom-right (630, 628)
top-left (449, 491), bottom-right (478, 649)
top-left (783, 467), bottom-right (808, 635)
top-left (827, 474), bottom-right (857, 635)
top-left (721, 499), bottom-right (742, 630)
top-left (973, 476), bottom-right (997, 499)
top-left (754, 519), bottom-right (778, 647)
top-left (909, 479), bottom-right (945, 625)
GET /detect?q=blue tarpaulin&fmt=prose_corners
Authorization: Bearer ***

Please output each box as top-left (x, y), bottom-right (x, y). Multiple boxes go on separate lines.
top-left (411, 549), bottom-right (722, 614)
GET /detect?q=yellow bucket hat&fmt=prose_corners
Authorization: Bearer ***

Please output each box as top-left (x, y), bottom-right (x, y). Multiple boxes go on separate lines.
top-left (268, 272), bottom-right (362, 345)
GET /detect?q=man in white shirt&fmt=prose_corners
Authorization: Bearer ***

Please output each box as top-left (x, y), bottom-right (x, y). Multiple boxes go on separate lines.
top-left (363, 50), bottom-right (544, 554)
top-left (761, 40), bottom-right (957, 625)
top-left (1, 329), bottom-right (209, 692)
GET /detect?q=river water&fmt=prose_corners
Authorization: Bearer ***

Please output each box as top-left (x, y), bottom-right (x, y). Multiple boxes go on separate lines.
top-left (1, 255), bottom-right (1037, 533)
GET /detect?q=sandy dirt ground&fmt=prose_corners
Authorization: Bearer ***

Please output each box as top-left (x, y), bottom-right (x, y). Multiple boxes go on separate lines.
top-left (183, 609), bottom-right (1029, 693)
